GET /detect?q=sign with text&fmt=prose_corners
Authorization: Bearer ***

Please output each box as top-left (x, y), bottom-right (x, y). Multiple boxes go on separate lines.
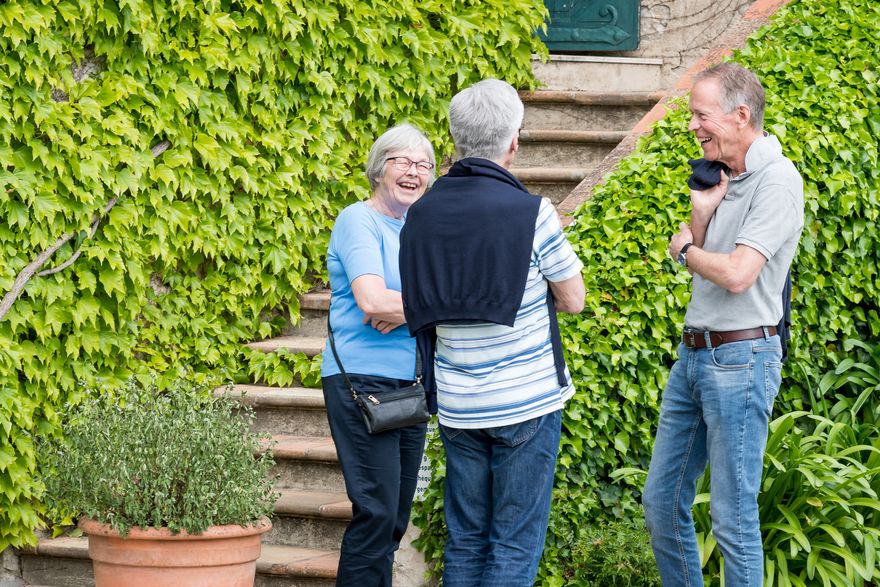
top-left (414, 421), bottom-right (437, 499)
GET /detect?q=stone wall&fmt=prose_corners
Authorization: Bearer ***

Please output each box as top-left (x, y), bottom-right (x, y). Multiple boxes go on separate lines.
top-left (1, 548), bottom-right (22, 587)
top-left (610, 0), bottom-right (753, 86)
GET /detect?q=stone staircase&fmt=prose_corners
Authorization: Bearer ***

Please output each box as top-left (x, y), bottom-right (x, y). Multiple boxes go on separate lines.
top-left (510, 54), bottom-right (663, 203)
top-left (513, 89), bottom-right (662, 203)
top-left (15, 58), bottom-right (663, 587)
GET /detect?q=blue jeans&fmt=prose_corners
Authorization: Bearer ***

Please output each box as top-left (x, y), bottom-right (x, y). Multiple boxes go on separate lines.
top-left (643, 336), bottom-right (782, 587)
top-left (440, 409), bottom-right (562, 587)
top-left (322, 374), bottom-right (427, 587)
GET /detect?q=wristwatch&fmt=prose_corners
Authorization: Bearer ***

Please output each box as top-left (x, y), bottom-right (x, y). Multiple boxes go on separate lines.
top-left (677, 242), bottom-right (693, 267)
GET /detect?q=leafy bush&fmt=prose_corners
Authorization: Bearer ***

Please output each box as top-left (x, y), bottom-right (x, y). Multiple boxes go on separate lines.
top-left (761, 412), bottom-right (879, 586)
top-left (745, 341), bottom-right (880, 586)
top-left (0, 0), bottom-right (548, 547)
top-left (244, 348), bottom-right (323, 389)
top-left (543, 515), bottom-right (661, 587)
top-left (40, 375), bottom-right (278, 536)
top-left (816, 339), bottom-right (880, 426)
top-left (695, 406), bottom-right (880, 586)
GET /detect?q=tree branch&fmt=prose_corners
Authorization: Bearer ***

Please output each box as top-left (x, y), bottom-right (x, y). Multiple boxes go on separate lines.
top-left (0, 141), bottom-right (171, 323)
top-left (151, 140), bottom-right (171, 158)
top-left (36, 197), bottom-right (119, 277)
top-left (0, 234), bottom-right (75, 321)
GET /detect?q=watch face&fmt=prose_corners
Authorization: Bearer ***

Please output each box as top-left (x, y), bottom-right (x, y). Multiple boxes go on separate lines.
top-left (677, 243), bottom-right (691, 266)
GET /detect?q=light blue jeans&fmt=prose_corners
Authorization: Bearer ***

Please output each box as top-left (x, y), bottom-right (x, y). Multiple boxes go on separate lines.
top-left (643, 335), bottom-right (782, 587)
top-left (440, 410), bottom-right (562, 587)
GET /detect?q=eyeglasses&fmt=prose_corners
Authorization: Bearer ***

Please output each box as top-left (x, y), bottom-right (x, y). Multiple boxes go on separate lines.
top-left (385, 157), bottom-right (435, 175)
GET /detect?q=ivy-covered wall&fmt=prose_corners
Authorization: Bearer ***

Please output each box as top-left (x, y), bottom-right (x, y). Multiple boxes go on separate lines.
top-left (412, 0), bottom-right (880, 583)
top-left (0, 0), bottom-right (549, 549)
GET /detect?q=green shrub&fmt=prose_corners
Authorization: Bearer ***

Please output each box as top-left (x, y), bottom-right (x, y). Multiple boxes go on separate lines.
top-left (40, 374), bottom-right (278, 536)
top-left (0, 0), bottom-right (548, 547)
top-left (695, 406), bottom-right (880, 586)
top-left (693, 344), bottom-right (880, 585)
top-left (816, 339), bottom-right (880, 427)
top-left (752, 342), bottom-right (880, 586)
top-left (544, 515), bottom-right (661, 587)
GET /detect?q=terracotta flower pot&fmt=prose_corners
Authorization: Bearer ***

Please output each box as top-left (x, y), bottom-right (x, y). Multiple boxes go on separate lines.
top-left (78, 516), bottom-right (272, 587)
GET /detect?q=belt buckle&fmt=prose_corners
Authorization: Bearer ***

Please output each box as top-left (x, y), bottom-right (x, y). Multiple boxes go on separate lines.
top-left (683, 331), bottom-right (697, 348)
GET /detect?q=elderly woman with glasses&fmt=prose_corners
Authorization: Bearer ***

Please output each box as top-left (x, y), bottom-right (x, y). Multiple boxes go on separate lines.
top-left (320, 123), bottom-right (436, 586)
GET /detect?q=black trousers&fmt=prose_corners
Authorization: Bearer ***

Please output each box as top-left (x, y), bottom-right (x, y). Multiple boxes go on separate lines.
top-left (322, 374), bottom-right (427, 587)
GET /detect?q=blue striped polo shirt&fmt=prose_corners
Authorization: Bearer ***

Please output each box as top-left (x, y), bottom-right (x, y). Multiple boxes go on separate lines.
top-left (434, 198), bottom-right (584, 428)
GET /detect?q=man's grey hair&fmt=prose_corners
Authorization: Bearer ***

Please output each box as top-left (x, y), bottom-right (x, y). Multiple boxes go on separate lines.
top-left (694, 62), bottom-right (765, 131)
top-left (365, 123), bottom-right (436, 190)
top-left (449, 79), bottom-right (524, 160)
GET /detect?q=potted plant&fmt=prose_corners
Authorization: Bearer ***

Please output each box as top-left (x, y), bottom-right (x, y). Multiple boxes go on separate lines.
top-left (40, 374), bottom-right (278, 587)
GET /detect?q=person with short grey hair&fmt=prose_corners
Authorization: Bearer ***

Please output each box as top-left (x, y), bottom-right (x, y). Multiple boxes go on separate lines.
top-left (693, 61), bottom-right (766, 131)
top-left (448, 78), bottom-right (524, 160)
top-left (321, 123), bottom-right (435, 586)
top-left (400, 79), bottom-right (586, 586)
top-left (643, 61), bottom-right (803, 586)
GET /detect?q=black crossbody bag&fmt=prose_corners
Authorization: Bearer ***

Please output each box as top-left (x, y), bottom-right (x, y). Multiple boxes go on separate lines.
top-left (327, 318), bottom-right (430, 434)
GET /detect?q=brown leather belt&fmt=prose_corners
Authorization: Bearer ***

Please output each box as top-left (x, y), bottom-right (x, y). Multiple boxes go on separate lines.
top-left (682, 326), bottom-right (777, 349)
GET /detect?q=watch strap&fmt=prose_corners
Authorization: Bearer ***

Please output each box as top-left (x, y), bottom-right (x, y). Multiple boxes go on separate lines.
top-left (678, 242), bottom-right (693, 266)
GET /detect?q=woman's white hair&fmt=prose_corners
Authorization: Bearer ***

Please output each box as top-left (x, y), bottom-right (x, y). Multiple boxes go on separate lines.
top-left (365, 123), bottom-right (436, 190)
top-left (448, 79), bottom-right (523, 161)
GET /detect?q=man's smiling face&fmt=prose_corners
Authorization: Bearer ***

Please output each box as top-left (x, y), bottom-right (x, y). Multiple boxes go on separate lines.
top-left (688, 78), bottom-right (743, 168)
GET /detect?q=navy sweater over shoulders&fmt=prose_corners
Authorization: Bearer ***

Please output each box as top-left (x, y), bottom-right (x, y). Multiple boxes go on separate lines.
top-left (401, 158), bottom-right (540, 332)
top-left (399, 158), bottom-right (567, 410)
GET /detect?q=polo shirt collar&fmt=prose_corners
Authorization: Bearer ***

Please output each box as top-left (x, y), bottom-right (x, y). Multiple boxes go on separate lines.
top-left (735, 132), bottom-right (782, 181)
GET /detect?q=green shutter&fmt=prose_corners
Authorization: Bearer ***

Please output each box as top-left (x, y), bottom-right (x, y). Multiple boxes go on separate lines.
top-left (539, 0), bottom-right (641, 51)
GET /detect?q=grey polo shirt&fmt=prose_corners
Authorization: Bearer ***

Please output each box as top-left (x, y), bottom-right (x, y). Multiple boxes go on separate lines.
top-left (684, 134), bottom-right (804, 331)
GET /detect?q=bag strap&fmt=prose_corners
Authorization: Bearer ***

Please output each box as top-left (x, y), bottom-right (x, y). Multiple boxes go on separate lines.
top-left (327, 317), bottom-right (358, 400)
top-left (326, 315), bottom-right (422, 402)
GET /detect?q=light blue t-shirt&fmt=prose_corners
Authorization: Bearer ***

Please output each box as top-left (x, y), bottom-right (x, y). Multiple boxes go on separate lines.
top-left (321, 202), bottom-right (417, 380)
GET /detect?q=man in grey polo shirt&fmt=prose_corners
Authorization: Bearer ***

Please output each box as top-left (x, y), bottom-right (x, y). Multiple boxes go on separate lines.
top-left (642, 62), bottom-right (804, 586)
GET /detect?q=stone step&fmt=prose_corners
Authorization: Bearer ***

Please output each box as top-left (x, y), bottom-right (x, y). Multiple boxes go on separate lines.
top-left (268, 435), bottom-right (344, 492)
top-left (511, 166), bottom-right (590, 183)
top-left (256, 544), bottom-right (337, 587)
top-left (521, 90), bottom-right (661, 132)
top-left (226, 384), bottom-right (330, 437)
top-left (300, 290), bottom-right (331, 311)
top-left (276, 489), bottom-right (351, 520)
top-left (19, 537), bottom-right (338, 587)
top-left (18, 536), bottom-right (89, 587)
top-left (284, 290), bottom-right (332, 337)
top-left (510, 167), bottom-right (590, 204)
top-left (247, 336), bottom-right (325, 357)
top-left (520, 129), bottom-right (629, 143)
top-left (531, 54), bottom-right (665, 93)
top-left (522, 90), bottom-right (664, 107)
top-left (268, 489), bottom-right (351, 551)
top-left (285, 307), bottom-right (329, 338)
top-left (519, 131), bottom-right (627, 171)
